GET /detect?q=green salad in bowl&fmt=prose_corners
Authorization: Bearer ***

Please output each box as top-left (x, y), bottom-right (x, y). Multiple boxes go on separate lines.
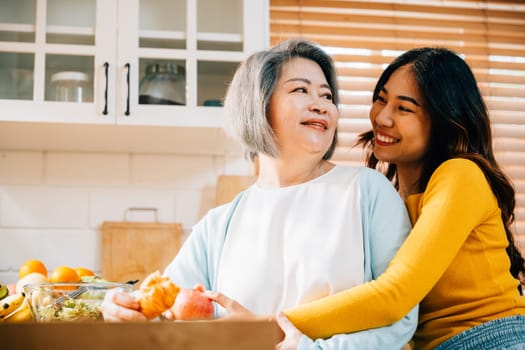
top-left (24, 280), bottom-right (135, 322)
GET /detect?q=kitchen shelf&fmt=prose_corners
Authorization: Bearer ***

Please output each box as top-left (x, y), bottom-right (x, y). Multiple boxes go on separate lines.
top-left (0, 23), bottom-right (34, 33)
top-left (47, 25), bottom-right (94, 36)
top-left (197, 32), bottom-right (243, 43)
top-left (139, 30), bottom-right (242, 43)
top-left (140, 30), bottom-right (186, 41)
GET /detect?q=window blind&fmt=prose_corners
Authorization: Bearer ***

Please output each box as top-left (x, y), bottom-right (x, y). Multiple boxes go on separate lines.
top-left (269, 0), bottom-right (525, 247)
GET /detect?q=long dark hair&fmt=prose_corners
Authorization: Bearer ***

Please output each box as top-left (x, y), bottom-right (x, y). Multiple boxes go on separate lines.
top-left (357, 47), bottom-right (525, 286)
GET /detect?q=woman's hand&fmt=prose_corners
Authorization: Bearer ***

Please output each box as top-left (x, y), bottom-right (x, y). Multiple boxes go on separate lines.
top-left (203, 290), bottom-right (256, 319)
top-left (275, 312), bottom-right (302, 350)
top-left (101, 289), bottom-right (147, 322)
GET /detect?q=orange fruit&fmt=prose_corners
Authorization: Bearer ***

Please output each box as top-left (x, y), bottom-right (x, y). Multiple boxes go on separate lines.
top-left (75, 267), bottom-right (95, 278)
top-left (19, 259), bottom-right (48, 279)
top-left (49, 266), bottom-right (80, 284)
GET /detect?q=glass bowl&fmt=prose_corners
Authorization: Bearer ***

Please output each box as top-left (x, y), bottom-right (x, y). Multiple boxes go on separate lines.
top-left (23, 282), bottom-right (135, 322)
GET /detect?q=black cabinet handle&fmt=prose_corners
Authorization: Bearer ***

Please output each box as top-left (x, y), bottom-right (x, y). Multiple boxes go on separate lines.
top-left (125, 63), bottom-right (130, 116)
top-left (102, 62), bottom-right (109, 115)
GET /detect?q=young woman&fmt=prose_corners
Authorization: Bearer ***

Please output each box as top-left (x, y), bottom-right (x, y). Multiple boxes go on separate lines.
top-left (101, 40), bottom-right (418, 349)
top-left (282, 47), bottom-right (525, 349)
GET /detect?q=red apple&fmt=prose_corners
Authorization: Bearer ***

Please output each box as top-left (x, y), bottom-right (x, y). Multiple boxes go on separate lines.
top-left (173, 284), bottom-right (214, 320)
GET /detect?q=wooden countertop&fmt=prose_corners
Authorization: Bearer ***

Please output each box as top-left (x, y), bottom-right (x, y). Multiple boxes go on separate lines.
top-left (1, 318), bottom-right (281, 350)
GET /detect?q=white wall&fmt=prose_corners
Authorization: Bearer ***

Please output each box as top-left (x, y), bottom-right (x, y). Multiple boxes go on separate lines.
top-left (0, 149), bottom-right (250, 284)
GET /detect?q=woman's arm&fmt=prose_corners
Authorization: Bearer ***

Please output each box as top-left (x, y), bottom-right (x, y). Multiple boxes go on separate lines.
top-left (207, 290), bottom-right (417, 349)
top-left (283, 167), bottom-right (418, 348)
top-left (285, 159), bottom-right (494, 339)
top-left (273, 306), bottom-right (417, 350)
top-left (296, 306), bottom-right (418, 350)
top-left (163, 220), bottom-right (213, 290)
top-left (163, 195), bottom-right (245, 290)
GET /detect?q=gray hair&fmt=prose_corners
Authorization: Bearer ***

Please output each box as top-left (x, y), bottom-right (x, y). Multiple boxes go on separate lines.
top-left (223, 39), bottom-right (339, 161)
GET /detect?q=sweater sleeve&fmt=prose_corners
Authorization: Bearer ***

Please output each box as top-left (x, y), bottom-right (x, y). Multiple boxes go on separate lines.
top-left (163, 216), bottom-right (213, 290)
top-left (284, 159), bottom-right (496, 339)
top-left (297, 306), bottom-right (418, 350)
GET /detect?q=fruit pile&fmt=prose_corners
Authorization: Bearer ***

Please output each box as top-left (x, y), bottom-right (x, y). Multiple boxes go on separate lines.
top-left (2, 260), bottom-right (216, 323)
top-left (0, 259), bottom-right (96, 323)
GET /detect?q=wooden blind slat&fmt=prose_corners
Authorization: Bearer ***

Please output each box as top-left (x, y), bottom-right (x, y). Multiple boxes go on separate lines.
top-left (481, 86), bottom-right (525, 98)
top-left (487, 98), bottom-right (525, 111)
top-left (271, 23), bottom-right (525, 45)
top-left (494, 138), bottom-right (525, 152)
top-left (491, 110), bottom-right (525, 124)
top-left (515, 179), bottom-right (525, 191)
top-left (271, 13), bottom-right (525, 36)
top-left (270, 35), bottom-right (525, 57)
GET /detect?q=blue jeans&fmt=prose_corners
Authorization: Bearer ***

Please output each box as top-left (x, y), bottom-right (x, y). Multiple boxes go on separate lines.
top-left (435, 315), bottom-right (525, 350)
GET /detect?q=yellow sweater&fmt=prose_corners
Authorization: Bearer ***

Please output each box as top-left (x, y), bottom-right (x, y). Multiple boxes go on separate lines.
top-left (285, 158), bottom-right (525, 349)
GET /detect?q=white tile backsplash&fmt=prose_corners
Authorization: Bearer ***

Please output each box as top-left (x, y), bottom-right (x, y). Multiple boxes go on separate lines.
top-left (0, 151), bottom-right (43, 185)
top-left (0, 149), bottom-right (248, 284)
top-left (174, 188), bottom-right (213, 230)
top-left (0, 228), bottom-right (102, 275)
top-left (89, 188), bottom-right (176, 226)
top-left (0, 229), bottom-right (44, 270)
top-left (0, 187), bottom-right (89, 228)
top-left (130, 153), bottom-right (218, 188)
top-left (40, 229), bottom-right (102, 272)
top-left (46, 152), bottom-right (130, 186)
top-left (223, 155), bottom-right (255, 174)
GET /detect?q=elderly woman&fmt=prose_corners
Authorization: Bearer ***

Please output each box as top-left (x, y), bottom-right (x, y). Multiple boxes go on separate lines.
top-left (101, 39), bottom-right (417, 349)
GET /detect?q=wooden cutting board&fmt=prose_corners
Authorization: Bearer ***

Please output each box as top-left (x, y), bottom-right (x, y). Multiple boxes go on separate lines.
top-left (216, 175), bottom-right (257, 205)
top-left (101, 220), bottom-right (183, 283)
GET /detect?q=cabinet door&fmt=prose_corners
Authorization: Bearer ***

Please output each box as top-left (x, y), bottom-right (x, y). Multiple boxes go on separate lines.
top-left (116, 0), bottom-right (268, 127)
top-left (0, 0), bottom-right (117, 124)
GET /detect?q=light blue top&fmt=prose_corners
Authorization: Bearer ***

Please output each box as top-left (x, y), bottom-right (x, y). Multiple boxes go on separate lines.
top-left (164, 165), bottom-right (418, 349)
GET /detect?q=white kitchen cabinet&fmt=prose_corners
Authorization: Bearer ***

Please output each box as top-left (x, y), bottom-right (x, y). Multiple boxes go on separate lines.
top-left (0, 0), bottom-right (268, 128)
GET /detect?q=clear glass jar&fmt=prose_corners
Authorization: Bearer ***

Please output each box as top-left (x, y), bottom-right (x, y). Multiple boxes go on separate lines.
top-left (139, 63), bottom-right (186, 105)
top-left (49, 71), bottom-right (92, 103)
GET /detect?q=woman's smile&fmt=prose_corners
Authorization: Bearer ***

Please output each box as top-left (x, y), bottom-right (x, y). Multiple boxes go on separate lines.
top-left (375, 130), bottom-right (400, 145)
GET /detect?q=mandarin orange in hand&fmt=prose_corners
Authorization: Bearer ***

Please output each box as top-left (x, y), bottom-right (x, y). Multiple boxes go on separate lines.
top-left (19, 259), bottom-right (47, 279)
top-left (49, 266), bottom-right (80, 284)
